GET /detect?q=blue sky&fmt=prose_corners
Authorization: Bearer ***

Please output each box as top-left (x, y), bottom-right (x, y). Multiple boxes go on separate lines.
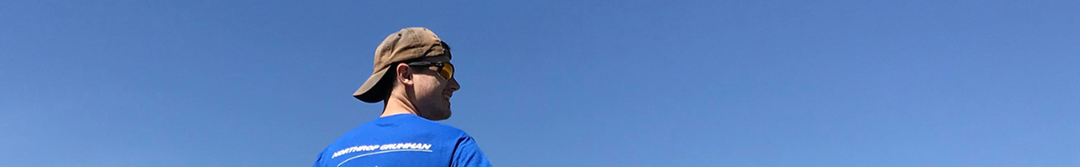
top-left (2, 0), bottom-right (1078, 166)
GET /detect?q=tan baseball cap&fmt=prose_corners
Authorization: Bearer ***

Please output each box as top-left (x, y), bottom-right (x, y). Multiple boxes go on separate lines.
top-left (353, 27), bottom-right (452, 103)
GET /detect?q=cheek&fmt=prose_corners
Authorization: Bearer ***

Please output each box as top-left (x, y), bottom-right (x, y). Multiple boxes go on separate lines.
top-left (416, 77), bottom-right (443, 97)
top-left (422, 77), bottom-right (446, 90)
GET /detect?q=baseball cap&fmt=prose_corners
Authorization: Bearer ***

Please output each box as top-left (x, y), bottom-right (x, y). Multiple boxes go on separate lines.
top-left (353, 27), bottom-right (452, 103)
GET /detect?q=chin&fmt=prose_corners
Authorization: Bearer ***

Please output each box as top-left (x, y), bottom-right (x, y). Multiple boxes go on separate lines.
top-left (427, 112), bottom-right (451, 121)
top-left (433, 103), bottom-right (452, 120)
top-left (421, 108), bottom-right (451, 121)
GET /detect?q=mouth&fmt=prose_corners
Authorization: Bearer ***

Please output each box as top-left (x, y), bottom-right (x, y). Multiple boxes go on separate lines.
top-left (444, 93), bottom-right (452, 107)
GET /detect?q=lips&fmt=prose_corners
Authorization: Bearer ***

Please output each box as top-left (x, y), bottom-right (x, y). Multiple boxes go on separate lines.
top-left (443, 93), bottom-right (453, 107)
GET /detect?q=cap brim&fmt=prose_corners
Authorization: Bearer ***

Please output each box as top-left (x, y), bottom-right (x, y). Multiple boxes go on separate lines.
top-left (353, 67), bottom-right (391, 103)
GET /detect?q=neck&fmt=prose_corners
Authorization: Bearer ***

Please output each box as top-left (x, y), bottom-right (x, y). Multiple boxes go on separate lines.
top-left (381, 93), bottom-right (418, 117)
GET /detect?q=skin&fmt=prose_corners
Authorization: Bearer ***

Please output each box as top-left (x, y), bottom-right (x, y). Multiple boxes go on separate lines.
top-left (380, 55), bottom-right (460, 120)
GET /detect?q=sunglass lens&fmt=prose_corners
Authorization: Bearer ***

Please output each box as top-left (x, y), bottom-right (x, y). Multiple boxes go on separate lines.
top-left (441, 63), bottom-right (454, 79)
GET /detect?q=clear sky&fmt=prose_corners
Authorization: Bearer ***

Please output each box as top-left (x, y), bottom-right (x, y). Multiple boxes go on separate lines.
top-left (2, 0), bottom-right (1078, 166)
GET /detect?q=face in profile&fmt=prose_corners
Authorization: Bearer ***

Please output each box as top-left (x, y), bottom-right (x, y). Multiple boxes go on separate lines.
top-left (408, 55), bottom-right (459, 120)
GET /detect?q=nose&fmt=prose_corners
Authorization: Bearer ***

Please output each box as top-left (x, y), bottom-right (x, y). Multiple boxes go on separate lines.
top-left (448, 77), bottom-right (460, 92)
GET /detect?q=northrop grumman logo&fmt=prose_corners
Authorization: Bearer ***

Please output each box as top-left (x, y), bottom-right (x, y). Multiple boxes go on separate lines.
top-left (332, 143), bottom-right (435, 167)
top-left (332, 143), bottom-right (433, 158)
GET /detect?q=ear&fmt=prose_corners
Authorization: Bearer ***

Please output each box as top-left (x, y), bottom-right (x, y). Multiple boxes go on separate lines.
top-left (395, 63), bottom-right (413, 86)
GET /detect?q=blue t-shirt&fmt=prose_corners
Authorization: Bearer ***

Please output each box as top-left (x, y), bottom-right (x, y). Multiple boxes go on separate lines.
top-left (312, 114), bottom-right (492, 167)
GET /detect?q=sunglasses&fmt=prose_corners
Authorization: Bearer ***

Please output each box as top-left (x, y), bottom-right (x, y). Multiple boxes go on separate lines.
top-left (406, 61), bottom-right (454, 80)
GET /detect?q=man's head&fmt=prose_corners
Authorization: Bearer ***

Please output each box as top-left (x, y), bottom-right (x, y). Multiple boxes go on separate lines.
top-left (353, 27), bottom-right (460, 120)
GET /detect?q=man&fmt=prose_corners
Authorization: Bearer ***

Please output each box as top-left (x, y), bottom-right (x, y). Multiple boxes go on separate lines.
top-left (312, 27), bottom-right (492, 167)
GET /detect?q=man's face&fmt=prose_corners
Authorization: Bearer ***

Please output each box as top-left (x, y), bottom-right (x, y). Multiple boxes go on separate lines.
top-left (408, 55), bottom-right (459, 120)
